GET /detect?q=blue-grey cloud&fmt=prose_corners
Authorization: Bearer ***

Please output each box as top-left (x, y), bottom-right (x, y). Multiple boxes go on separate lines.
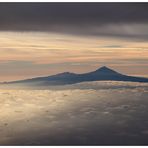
top-left (1, 3), bottom-right (148, 40)
top-left (99, 45), bottom-right (123, 48)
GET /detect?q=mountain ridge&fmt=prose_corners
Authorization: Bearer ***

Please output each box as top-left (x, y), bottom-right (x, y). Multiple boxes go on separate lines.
top-left (3, 66), bottom-right (148, 85)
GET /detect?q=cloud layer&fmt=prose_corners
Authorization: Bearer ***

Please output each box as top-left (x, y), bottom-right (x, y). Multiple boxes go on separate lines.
top-left (0, 81), bottom-right (148, 145)
top-left (0, 3), bottom-right (148, 81)
top-left (1, 3), bottom-right (148, 40)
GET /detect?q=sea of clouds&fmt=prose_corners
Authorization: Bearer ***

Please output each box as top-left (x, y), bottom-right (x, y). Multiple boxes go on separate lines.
top-left (0, 81), bottom-right (148, 145)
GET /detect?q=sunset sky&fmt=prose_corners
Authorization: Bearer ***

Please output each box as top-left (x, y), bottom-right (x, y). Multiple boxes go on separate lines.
top-left (0, 3), bottom-right (148, 81)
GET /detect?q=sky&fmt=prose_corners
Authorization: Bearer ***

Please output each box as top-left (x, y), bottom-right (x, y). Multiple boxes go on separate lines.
top-left (0, 3), bottom-right (148, 81)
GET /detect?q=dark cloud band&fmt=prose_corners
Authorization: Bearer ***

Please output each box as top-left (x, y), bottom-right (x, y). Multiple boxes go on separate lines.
top-left (0, 3), bottom-right (148, 40)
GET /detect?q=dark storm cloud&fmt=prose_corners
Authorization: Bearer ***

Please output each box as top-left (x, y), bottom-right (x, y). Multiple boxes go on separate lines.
top-left (1, 3), bottom-right (148, 40)
top-left (0, 3), bottom-right (148, 27)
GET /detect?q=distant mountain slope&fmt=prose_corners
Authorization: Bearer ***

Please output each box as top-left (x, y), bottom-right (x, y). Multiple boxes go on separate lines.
top-left (4, 66), bottom-right (148, 86)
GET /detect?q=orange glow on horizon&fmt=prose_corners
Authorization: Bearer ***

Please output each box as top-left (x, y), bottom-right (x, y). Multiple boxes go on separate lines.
top-left (0, 31), bottom-right (147, 81)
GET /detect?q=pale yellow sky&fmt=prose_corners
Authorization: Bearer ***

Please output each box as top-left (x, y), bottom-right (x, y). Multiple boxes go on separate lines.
top-left (0, 31), bottom-right (148, 81)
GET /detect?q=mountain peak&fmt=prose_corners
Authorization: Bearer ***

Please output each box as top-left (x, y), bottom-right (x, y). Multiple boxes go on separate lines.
top-left (5, 65), bottom-right (148, 84)
top-left (99, 66), bottom-right (110, 70)
top-left (53, 72), bottom-right (76, 77)
top-left (94, 66), bottom-right (119, 75)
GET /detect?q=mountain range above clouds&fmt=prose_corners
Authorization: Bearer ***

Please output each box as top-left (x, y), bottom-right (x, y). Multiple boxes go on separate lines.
top-left (3, 66), bottom-right (148, 86)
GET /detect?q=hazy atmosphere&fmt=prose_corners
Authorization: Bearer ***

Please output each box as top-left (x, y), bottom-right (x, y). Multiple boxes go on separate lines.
top-left (0, 2), bottom-right (148, 146)
top-left (0, 3), bottom-right (148, 81)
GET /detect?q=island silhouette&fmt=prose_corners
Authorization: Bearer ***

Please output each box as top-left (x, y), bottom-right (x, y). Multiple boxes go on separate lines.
top-left (3, 66), bottom-right (148, 86)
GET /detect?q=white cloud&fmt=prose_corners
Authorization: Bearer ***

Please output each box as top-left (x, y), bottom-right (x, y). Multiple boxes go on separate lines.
top-left (0, 81), bottom-right (148, 145)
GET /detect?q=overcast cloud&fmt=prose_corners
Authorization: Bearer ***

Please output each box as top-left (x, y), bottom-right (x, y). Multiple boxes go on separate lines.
top-left (0, 3), bottom-right (148, 40)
